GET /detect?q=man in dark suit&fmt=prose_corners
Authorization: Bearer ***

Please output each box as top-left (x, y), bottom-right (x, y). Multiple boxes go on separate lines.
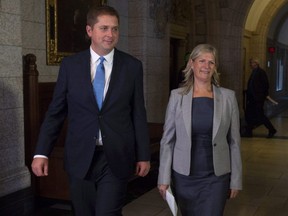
top-left (244, 58), bottom-right (277, 138)
top-left (31, 5), bottom-right (151, 215)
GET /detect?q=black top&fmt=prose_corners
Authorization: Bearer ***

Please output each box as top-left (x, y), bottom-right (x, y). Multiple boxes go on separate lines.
top-left (190, 97), bottom-right (214, 175)
top-left (192, 97), bottom-right (213, 136)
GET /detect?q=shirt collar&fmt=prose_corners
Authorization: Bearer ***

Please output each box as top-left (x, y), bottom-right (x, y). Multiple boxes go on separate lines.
top-left (90, 47), bottom-right (114, 64)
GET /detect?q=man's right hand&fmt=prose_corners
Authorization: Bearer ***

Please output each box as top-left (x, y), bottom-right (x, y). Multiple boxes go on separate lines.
top-left (31, 158), bottom-right (49, 176)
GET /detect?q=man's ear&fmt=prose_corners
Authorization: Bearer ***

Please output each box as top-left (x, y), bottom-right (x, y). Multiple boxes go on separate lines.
top-left (86, 25), bottom-right (92, 37)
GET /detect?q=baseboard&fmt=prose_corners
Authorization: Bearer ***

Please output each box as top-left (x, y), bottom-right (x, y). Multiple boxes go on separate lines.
top-left (0, 187), bottom-right (34, 216)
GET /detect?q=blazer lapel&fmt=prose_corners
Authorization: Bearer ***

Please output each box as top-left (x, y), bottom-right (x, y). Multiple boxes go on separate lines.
top-left (182, 89), bottom-right (192, 140)
top-left (213, 86), bottom-right (222, 139)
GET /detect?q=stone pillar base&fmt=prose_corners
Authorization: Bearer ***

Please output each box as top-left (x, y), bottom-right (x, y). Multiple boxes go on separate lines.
top-left (0, 166), bottom-right (31, 197)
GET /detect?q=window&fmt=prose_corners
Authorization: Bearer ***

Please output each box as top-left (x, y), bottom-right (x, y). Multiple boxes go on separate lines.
top-left (276, 48), bottom-right (285, 91)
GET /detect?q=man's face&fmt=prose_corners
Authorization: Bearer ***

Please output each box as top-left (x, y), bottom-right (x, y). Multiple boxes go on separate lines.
top-left (86, 14), bottom-right (119, 56)
top-left (249, 60), bottom-right (258, 69)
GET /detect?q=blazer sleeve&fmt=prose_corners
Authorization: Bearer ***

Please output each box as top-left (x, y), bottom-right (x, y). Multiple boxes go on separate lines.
top-left (228, 92), bottom-right (242, 190)
top-left (158, 91), bottom-right (177, 185)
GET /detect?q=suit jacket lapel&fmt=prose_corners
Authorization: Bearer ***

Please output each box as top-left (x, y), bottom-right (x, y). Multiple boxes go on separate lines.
top-left (102, 49), bottom-right (122, 109)
top-left (182, 89), bottom-right (192, 140)
top-left (213, 86), bottom-right (222, 139)
top-left (80, 50), bottom-right (100, 111)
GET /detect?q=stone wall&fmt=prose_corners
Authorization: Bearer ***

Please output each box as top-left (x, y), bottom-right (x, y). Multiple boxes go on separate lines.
top-left (0, 0), bottom-right (30, 197)
top-left (128, 0), bottom-right (170, 123)
top-left (22, 0), bottom-right (59, 82)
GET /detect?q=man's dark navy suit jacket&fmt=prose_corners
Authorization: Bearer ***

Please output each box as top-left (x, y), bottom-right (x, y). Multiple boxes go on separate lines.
top-left (35, 48), bottom-right (150, 180)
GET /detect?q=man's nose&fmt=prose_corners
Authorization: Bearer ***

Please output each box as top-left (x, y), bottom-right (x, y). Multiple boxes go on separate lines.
top-left (106, 28), bottom-right (113, 36)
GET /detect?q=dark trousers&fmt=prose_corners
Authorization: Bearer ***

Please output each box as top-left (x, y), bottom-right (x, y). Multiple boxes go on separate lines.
top-left (68, 148), bottom-right (128, 216)
top-left (245, 100), bottom-right (275, 133)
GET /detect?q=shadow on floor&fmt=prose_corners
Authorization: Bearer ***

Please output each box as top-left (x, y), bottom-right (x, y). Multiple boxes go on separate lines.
top-left (33, 169), bottom-right (158, 216)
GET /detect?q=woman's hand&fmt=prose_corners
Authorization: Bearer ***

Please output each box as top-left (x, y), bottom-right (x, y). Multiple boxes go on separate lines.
top-left (229, 189), bottom-right (240, 199)
top-left (158, 184), bottom-right (169, 199)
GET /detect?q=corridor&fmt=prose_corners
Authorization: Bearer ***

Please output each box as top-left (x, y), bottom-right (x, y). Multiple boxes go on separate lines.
top-left (123, 110), bottom-right (288, 216)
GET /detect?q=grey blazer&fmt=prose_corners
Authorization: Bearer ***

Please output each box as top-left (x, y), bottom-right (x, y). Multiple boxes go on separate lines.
top-left (158, 85), bottom-right (242, 190)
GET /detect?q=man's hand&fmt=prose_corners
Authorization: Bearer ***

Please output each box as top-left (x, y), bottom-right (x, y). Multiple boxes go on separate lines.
top-left (135, 161), bottom-right (150, 177)
top-left (31, 158), bottom-right (49, 177)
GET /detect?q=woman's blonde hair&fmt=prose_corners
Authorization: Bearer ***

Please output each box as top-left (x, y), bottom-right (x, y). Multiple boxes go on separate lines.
top-left (180, 44), bottom-right (220, 94)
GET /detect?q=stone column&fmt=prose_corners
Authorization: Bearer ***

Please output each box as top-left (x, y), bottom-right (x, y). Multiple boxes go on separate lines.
top-left (0, 0), bottom-right (31, 197)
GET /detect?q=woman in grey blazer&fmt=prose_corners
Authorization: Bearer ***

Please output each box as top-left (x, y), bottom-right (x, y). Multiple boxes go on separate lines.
top-left (158, 44), bottom-right (242, 216)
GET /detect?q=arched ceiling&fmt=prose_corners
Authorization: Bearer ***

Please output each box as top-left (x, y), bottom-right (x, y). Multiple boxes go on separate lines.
top-left (245, 0), bottom-right (288, 45)
top-left (268, 5), bottom-right (288, 44)
top-left (278, 18), bottom-right (288, 44)
top-left (245, 0), bottom-right (271, 32)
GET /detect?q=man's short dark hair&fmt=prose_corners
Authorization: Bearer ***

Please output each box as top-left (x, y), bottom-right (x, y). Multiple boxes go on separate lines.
top-left (87, 5), bottom-right (120, 27)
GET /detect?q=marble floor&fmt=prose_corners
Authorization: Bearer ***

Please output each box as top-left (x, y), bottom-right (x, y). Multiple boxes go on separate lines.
top-left (122, 111), bottom-right (288, 216)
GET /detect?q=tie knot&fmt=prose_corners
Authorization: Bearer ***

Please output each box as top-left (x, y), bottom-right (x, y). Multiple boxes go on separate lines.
top-left (99, 56), bottom-right (105, 64)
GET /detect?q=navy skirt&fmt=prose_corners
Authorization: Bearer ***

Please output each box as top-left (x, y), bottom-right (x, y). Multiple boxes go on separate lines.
top-left (172, 134), bottom-right (230, 216)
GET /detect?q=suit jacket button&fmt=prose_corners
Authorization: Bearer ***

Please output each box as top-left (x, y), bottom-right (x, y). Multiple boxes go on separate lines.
top-left (213, 143), bottom-right (217, 147)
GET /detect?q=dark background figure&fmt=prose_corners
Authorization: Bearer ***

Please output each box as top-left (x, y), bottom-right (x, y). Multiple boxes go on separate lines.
top-left (31, 5), bottom-right (151, 216)
top-left (71, 0), bottom-right (91, 52)
top-left (243, 58), bottom-right (277, 138)
top-left (57, 0), bottom-right (93, 53)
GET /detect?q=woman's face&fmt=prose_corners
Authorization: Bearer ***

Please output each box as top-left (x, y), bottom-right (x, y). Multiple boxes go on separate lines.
top-left (191, 52), bottom-right (216, 83)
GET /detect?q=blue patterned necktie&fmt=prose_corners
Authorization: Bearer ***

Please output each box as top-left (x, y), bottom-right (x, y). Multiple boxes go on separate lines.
top-left (93, 56), bottom-right (105, 109)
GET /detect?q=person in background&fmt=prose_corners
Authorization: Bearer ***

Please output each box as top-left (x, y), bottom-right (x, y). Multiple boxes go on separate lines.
top-left (31, 5), bottom-right (150, 216)
top-left (243, 58), bottom-right (277, 138)
top-left (266, 95), bottom-right (278, 105)
top-left (158, 44), bottom-right (242, 216)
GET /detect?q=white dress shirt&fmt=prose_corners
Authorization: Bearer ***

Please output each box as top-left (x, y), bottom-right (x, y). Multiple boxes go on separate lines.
top-left (90, 48), bottom-right (114, 145)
